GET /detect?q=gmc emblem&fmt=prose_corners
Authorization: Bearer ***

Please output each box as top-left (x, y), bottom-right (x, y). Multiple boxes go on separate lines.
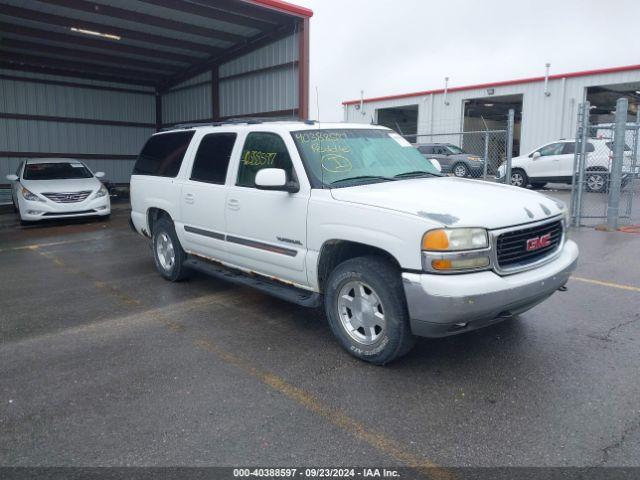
top-left (526, 233), bottom-right (552, 252)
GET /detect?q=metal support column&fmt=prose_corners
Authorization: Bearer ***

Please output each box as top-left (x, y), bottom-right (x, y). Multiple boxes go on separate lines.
top-left (607, 98), bottom-right (628, 229)
top-left (570, 102), bottom-right (589, 227)
top-left (504, 109), bottom-right (515, 184)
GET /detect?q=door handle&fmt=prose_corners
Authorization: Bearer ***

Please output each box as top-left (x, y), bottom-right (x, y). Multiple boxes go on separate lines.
top-left (184, 193), bottom-right (194, 204)
top-left (227, 198), bottom-right (240, 210)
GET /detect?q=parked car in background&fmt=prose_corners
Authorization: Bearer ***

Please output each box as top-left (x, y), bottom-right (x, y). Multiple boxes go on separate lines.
top-left (415, 143), bottom-right (484, 178)
top-left (6, 159), bottom-right (111, 225)
top-left (130, 121), bottom-right (578, 365)
top-left (498, 138), bottom-right (634, 192)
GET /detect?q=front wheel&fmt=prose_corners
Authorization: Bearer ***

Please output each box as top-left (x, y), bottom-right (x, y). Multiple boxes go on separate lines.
top-left (453, 163), bottom-right (469, 178)
top-left (324, 256), bottom-right (415, 365)
top-left (152, 217), bottom-right (190, 281)
top-left (510, 168), bottom-right (528, 188)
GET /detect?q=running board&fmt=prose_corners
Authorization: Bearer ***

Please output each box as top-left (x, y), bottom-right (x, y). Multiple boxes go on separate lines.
top-left (184, 256), bottom-right (322, 308)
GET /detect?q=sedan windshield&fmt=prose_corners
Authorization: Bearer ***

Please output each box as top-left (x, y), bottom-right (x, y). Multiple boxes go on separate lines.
top-left (23, 162), bottom-right (93, 180)
top-left (291, 129), bottom-right (440, 187)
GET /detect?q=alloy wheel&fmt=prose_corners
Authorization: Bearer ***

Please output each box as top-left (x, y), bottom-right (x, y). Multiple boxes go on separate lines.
top-left (156, 232), bottom-right (175, 271)
top-left (337, 280), bottom-right (386, 345)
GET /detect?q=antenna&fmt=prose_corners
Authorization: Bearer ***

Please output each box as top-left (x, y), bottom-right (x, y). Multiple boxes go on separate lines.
top-left (315, 85), bottom-right (320, 122)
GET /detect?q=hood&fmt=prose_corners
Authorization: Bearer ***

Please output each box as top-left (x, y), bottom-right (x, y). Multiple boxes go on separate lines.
top-left (330, 177), bottom-right (565, 230)
top-left (21, 177), bottom-right (101, 194)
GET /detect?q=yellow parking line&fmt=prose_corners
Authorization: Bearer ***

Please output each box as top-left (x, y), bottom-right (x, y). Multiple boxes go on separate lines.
top-left (571, 276), bottom-right (640, 293)
top-left (36, 248), bottom-right (452, 479)
top-left (0, 235), bottom-right (126, 253)
top-left (193, 337), bottom-right (453, 480)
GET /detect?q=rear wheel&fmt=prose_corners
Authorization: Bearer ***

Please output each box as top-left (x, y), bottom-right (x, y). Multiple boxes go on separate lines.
top-left (453, 163), bottom-right (469, 178)
top-left (324, 256), bottom-right (415, 365)
top-left (510, 168), bottom-right (528, 188)
top-left (585, 170), bottom-right (608, 193)
top-left (152, 216), bottom-right (190, 281)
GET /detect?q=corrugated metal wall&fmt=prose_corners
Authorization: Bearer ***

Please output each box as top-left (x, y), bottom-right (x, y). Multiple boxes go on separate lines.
top-left (345, 69), bottom-right (640, 154)
top-left (161, 71), bottom-right (212, 125)
top-left (0, 69), bottom-right (155, 186)
top-left (0, 33), bottom-right (300, 200)
top-left (219, 33), bottom-right (299, 118)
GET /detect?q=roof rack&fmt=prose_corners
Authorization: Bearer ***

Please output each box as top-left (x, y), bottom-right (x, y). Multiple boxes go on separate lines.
top-left (161, 117), bottom-right (317, 132)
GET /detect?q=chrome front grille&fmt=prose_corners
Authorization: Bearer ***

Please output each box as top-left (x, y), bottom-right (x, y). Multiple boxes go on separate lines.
top-left (494, 219), bottom-right (563, 273)
top-left (42, 191), bottom-right (92, 203)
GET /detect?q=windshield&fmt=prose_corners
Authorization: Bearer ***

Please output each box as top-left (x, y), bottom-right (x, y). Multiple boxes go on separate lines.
top-left (23, 162), bottom-right (93, 180)
top-left (446, 145), bottom-right (466, 154)
top-left (291, 129), bottom-right (440, 187)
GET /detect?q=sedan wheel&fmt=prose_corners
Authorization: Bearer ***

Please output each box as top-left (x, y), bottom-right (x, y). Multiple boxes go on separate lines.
top-left (337, 280), bottom-right (386, 346)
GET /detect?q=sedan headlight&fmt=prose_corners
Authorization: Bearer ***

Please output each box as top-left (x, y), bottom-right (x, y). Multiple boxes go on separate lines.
top-left (421, 228), bottom-right (491, 273)
top-left (21, 186), bottom-right (44, 202)
top-left (93, 184), bottom-right (109, 198)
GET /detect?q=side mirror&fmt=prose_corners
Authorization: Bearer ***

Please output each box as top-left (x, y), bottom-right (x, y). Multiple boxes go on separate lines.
top-left (94, 171), bottom-right (106, 178)
top-left (255, 168), bottom-right (299, 193)
top-left (428, 158), bottom-right (442, 173)
top-left (532, 151), bottom-right (541, 160)
top-left (6, 174), bottom-right (18, 181)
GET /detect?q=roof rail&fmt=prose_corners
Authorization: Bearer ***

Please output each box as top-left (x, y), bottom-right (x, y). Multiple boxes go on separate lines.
top-left (161, 117), bottom-right (316, 131)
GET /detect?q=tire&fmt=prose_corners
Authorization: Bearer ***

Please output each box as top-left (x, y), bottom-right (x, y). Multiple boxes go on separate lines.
top-left (510, 168), bottom-right (528, 188)
top-left (530, 182), bottom-right (547, 190)
top-left (324, 256), bottom-right (415, 365)
top-left (151, 216), bottom-right (190, 282)
top-left (585, 170), bottom-right (608, 193)
top-left (452, 163), bottom-right (469, 178)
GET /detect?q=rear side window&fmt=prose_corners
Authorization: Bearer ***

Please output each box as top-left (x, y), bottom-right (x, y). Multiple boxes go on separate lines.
top-left (562, 143), bottom-right (575, 154)
top-left (237, 132), bottom-right (294, 187)
top-left (133, 131), bottom-right (195, 177)
top-left (418, 146), bottom-right (433, 154)
top-left (190, 133), bottom-right (237, 184)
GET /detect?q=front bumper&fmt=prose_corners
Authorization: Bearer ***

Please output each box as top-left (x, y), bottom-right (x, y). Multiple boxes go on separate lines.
top-left (18, 196), bottom-right (111, 221)
top-left (402, 240), bottom-right (579, 337)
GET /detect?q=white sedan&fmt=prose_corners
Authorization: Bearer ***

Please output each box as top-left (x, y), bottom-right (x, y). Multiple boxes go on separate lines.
top-left (6, 159), bottom-right (111, 224)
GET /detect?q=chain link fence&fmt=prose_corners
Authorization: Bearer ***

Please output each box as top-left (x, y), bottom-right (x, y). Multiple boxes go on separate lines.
top-left (570, 99), bottom-right (640, 228)
top-left (403, 128), bottom-right (510, 180)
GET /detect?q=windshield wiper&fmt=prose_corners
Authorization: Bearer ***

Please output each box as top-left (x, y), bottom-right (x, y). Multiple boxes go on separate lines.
top-left (329, 175), bottom-right (396, 186)
top-left (393, 170), bottom-right (441, 179)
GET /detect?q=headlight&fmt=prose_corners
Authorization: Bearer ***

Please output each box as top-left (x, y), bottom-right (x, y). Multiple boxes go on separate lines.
top-left (93, 184), bottom-right (108, 198)
top-left (422, 228), bottom-right (491, 273)
top-left (422, 228), bottom-right (488, 251)
top-left (468, 156), bottom-right (482, 162)
top-left (21, 186), bottom-right (44, 202)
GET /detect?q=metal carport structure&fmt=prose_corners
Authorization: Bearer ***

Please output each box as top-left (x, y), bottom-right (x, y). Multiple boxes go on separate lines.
top-left (0, 0), bottom-right (312, 196)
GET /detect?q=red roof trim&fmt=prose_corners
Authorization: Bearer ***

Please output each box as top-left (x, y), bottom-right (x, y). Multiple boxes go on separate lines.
top-left (245, 0), bottom-right (313, 18)
top-left (342, 64), bottom-right (640, 105)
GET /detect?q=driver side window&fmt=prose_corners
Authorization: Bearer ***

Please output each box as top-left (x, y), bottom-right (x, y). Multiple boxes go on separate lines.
top-left (237, 132), bottom-right (295, 188)
top-left (536, 143), bottom-right (565, 157)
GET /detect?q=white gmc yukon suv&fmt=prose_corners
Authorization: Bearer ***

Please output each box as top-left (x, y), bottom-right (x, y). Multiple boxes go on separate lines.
top-left (130, 121), bottom-right (579, 364)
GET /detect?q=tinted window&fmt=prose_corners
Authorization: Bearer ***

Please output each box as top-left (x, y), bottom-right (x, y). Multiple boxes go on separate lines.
top-left (133, 131), bottom-right (195, 177)
top-left (446, 145), bottom-right (466, 154)
top-left (190, 133), bottom-right (237, 184)
top-left (562, 143), bottom-right (575, 154)
top-left (237, 132), bottom-right (294, 187)
top-left (587, 143), bottom-right (595, 152)
top-left (418, 146), bottom-right (433, 154)
top-left (23, 162), bottom-right (93, 180)
top-left (433, 146), bottom-right (448, 155)
top-left (537, 143), bottom-right (565, 157)
top-left (605, 141), bottom-right (631, 152)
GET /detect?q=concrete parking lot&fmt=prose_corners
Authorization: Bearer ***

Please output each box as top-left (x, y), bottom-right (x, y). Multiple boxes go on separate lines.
top-left (1, 200), bottom-right (639, 470)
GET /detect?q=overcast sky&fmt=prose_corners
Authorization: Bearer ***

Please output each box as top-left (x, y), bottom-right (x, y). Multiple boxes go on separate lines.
top-left (293, 0), bottom-right (640, 122)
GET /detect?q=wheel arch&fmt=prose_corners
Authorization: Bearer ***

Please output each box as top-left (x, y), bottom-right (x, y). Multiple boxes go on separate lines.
top-left (147, 207), bottom-right (173, 236)
top-left (316, 239), bottom-right (402, 294)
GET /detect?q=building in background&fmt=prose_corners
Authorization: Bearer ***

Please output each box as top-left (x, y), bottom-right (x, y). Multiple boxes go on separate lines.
top-left (0, 0), bottom-right (312, 200)
top-left (343, 65), bottom-right (640, 157)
